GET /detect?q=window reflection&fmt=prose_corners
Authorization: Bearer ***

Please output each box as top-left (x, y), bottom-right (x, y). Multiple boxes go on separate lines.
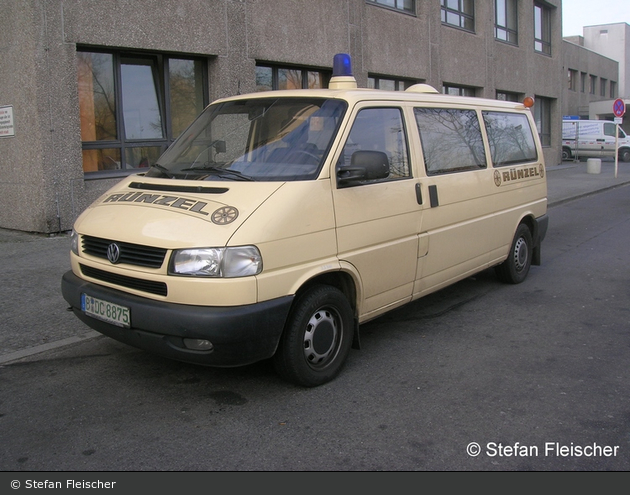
top-left (121, 61), bottom-right (163, 140)
top-left (483, 111), bottom-right (537, 166)
top-left (307, 71), bottom-right (324, 89)
top-left (169, 59), bottom-right (205, 137)
top-left (81, 149), bottom-right (121, 172)
top-left (255, 65), bottom-right (330, 91)
top-left (367, 0), bottom-right (415, 14)
top-left (415, 107), bottom-right (486, 175)
top-left (441, 0), bottom-right (475, 31)
top-left (77, 49), bottom-right (207, 175)
top-left (339, 108), bottom-right (410, 181)
top-left (77, 52), bottom-right (117, 141)
top-left (534, 3), bottom-right (551, 55)
top-left (125, 146), bottom-right (163, 169)
top-left (278, 69), bottom-right (302, 90)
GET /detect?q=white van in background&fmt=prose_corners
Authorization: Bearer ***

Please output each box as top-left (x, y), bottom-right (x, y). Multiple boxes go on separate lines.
top-left (562, 119), bottom-right (630, 162)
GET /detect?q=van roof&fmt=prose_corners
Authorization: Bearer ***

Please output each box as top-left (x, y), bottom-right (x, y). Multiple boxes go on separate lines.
top-left (212, 88), bottom-right (532, 112)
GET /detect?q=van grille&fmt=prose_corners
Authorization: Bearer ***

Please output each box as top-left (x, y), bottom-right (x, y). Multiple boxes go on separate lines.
top-left (80, 264), bottom-right (168, 297)
top-left (81, 235), bottom-right (167, 269)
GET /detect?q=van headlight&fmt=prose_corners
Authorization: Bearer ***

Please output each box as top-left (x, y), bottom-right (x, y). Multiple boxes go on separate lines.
top-left (169, 246), bottom-right (262, 277)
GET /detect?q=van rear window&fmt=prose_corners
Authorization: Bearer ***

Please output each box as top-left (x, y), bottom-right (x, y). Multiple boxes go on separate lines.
top-left (414, 108), bottom-right (486, 175)
top-left (482, 111), bottom-right (538, 166)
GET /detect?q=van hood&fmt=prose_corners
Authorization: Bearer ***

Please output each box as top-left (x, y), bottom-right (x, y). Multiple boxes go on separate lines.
top-left (74, 176), bottom-right (284, 248)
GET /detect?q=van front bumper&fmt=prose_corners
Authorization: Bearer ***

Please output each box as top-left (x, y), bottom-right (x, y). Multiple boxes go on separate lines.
top-left (61, 271), bottom-right (293, 367)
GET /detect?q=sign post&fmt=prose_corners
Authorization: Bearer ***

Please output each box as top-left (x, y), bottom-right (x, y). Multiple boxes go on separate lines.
top-left (613, 99), bottom-right (626, 178)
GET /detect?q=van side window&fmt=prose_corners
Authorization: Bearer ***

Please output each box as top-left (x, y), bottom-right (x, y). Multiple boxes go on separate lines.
top-left (482, 111), bottom-right (538, 166)
top-left (338, 107), bottom-right (410, 183)
top-left (414, 108), bottom-right (486, 175)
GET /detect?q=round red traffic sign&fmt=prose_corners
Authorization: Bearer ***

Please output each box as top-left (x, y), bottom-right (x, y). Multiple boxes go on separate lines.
top-left (613, 98), bottom-right (625, 117)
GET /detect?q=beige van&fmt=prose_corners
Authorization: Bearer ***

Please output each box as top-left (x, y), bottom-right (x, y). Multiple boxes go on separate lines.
top-left (62, 55), bottom-right (548, 387)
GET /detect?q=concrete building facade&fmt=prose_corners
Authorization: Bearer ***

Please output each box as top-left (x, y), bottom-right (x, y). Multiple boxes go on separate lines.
top-left (583, 22), bottom-right (630, 99)
top-left (563, 22), bottom-right (629, 133)
top-left (562, 38), bottom-right (619, 119)
top-left (1, 0), bottom-right (563, 234)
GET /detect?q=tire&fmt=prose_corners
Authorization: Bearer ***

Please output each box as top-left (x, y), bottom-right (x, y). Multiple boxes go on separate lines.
top-left (619, 148), bottom-right (630, 163)
top-left (495, 223), bottom-right (533, 284)
top-left (273, 285), bottom-right (354, 387)
top-left (562, 147), bottom-right (572, 161)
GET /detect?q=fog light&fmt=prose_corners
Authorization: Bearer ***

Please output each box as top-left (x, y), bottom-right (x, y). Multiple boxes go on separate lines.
top-left (183, 338), bottom-right (214, 351)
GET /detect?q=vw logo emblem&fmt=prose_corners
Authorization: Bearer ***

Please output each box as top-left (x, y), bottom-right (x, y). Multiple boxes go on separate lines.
top-left (107, 243), bottom-right (121, 264)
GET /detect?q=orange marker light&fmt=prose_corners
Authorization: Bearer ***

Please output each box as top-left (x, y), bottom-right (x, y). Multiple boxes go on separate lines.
top-left (523, 96), bottom-right (535, 108)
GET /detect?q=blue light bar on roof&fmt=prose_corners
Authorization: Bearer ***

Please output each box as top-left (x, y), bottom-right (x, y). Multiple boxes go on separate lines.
top-left (332, 53), bottom-right (352, 77)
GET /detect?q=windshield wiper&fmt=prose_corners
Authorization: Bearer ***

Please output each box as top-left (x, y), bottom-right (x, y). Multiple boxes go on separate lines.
top-left (149, 163), bottom-right (174, 178)
top-left (180, 165), bottom-right (254, 181)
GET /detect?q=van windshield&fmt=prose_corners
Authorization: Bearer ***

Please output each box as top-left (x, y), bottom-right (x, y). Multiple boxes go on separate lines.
top-left (149, 97), bottom-right (347, 181)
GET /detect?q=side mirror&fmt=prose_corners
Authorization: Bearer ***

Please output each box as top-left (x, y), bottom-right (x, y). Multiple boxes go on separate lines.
top-left (214, 140), bottom-right (226, 154)
top-left (337, 150), bottom-right (390, 186)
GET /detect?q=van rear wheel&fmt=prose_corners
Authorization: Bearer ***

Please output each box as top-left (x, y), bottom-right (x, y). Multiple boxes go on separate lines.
top-left (273, 285), bottom-right (354, 387)
top-left (495, 223), bottom-right (533, 284)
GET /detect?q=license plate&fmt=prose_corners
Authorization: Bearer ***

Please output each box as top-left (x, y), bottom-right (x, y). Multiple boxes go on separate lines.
top-left (81, 293), bottom-right (130, 328)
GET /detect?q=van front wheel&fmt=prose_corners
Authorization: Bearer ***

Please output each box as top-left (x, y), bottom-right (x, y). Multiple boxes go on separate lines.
top-left (273, 285), bottom-right (354, 387)
top-left (495, 223), bottom-right (533, 284)
top-left (562, 147), bottom-right (572, 161)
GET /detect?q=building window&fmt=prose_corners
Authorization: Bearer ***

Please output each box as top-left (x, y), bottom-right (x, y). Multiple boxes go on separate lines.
top-left (610, 81), bottom-right (617, 98)
top-left (534, 3), bottom-right (551, 55)
top-left (441, 0), bottom-right (475, 32)
top-left (533, 96), bottom-right (551, 147)
top-left (600, 78), bottom-right (607, 97)
top-left (580, 72), bottom-right (587, 93)
top-left (443, 84), bottom-right (477, 97)
top-left (366, 0), bottom-right (415, 14)
top-left (256, 64), bottom-right (330, 91)
top-left (496, 90), bottom-right (520, 102)
top-left (589, 75), bottom-right (597, 95)
top-left (77, 49), bottom-right (207, 175)
top-left (495, 0), bottom-right (517, 44)
top-left (368, 75), bottom-right (417, 91)
top-left (568, 69), bottom-right (578, 91)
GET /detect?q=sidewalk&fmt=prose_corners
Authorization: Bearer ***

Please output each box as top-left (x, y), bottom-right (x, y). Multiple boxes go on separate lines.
top-left (1, 160), bottom-right (629, 364)
top-left (547, 158), bottom-right (630, 206)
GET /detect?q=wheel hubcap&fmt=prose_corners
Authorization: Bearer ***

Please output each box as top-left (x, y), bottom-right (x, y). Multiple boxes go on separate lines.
top-left (303, 308), bottom-right (340, 368)
top-left (513, 237), bottom-right (528, 272)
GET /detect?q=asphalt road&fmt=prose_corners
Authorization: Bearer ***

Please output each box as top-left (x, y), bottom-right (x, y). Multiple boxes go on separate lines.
top-left (1, 177), bottom-right (629, 472)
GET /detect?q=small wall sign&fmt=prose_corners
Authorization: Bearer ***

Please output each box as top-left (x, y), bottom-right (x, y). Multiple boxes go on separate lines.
top-left (0, 105), bottom-right (15, 138)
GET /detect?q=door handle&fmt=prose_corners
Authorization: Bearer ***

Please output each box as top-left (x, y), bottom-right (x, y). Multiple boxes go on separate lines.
top-left (415, 183), bottom-right (422, 205)
top-left (428, 185), bottom-right (439, 207)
